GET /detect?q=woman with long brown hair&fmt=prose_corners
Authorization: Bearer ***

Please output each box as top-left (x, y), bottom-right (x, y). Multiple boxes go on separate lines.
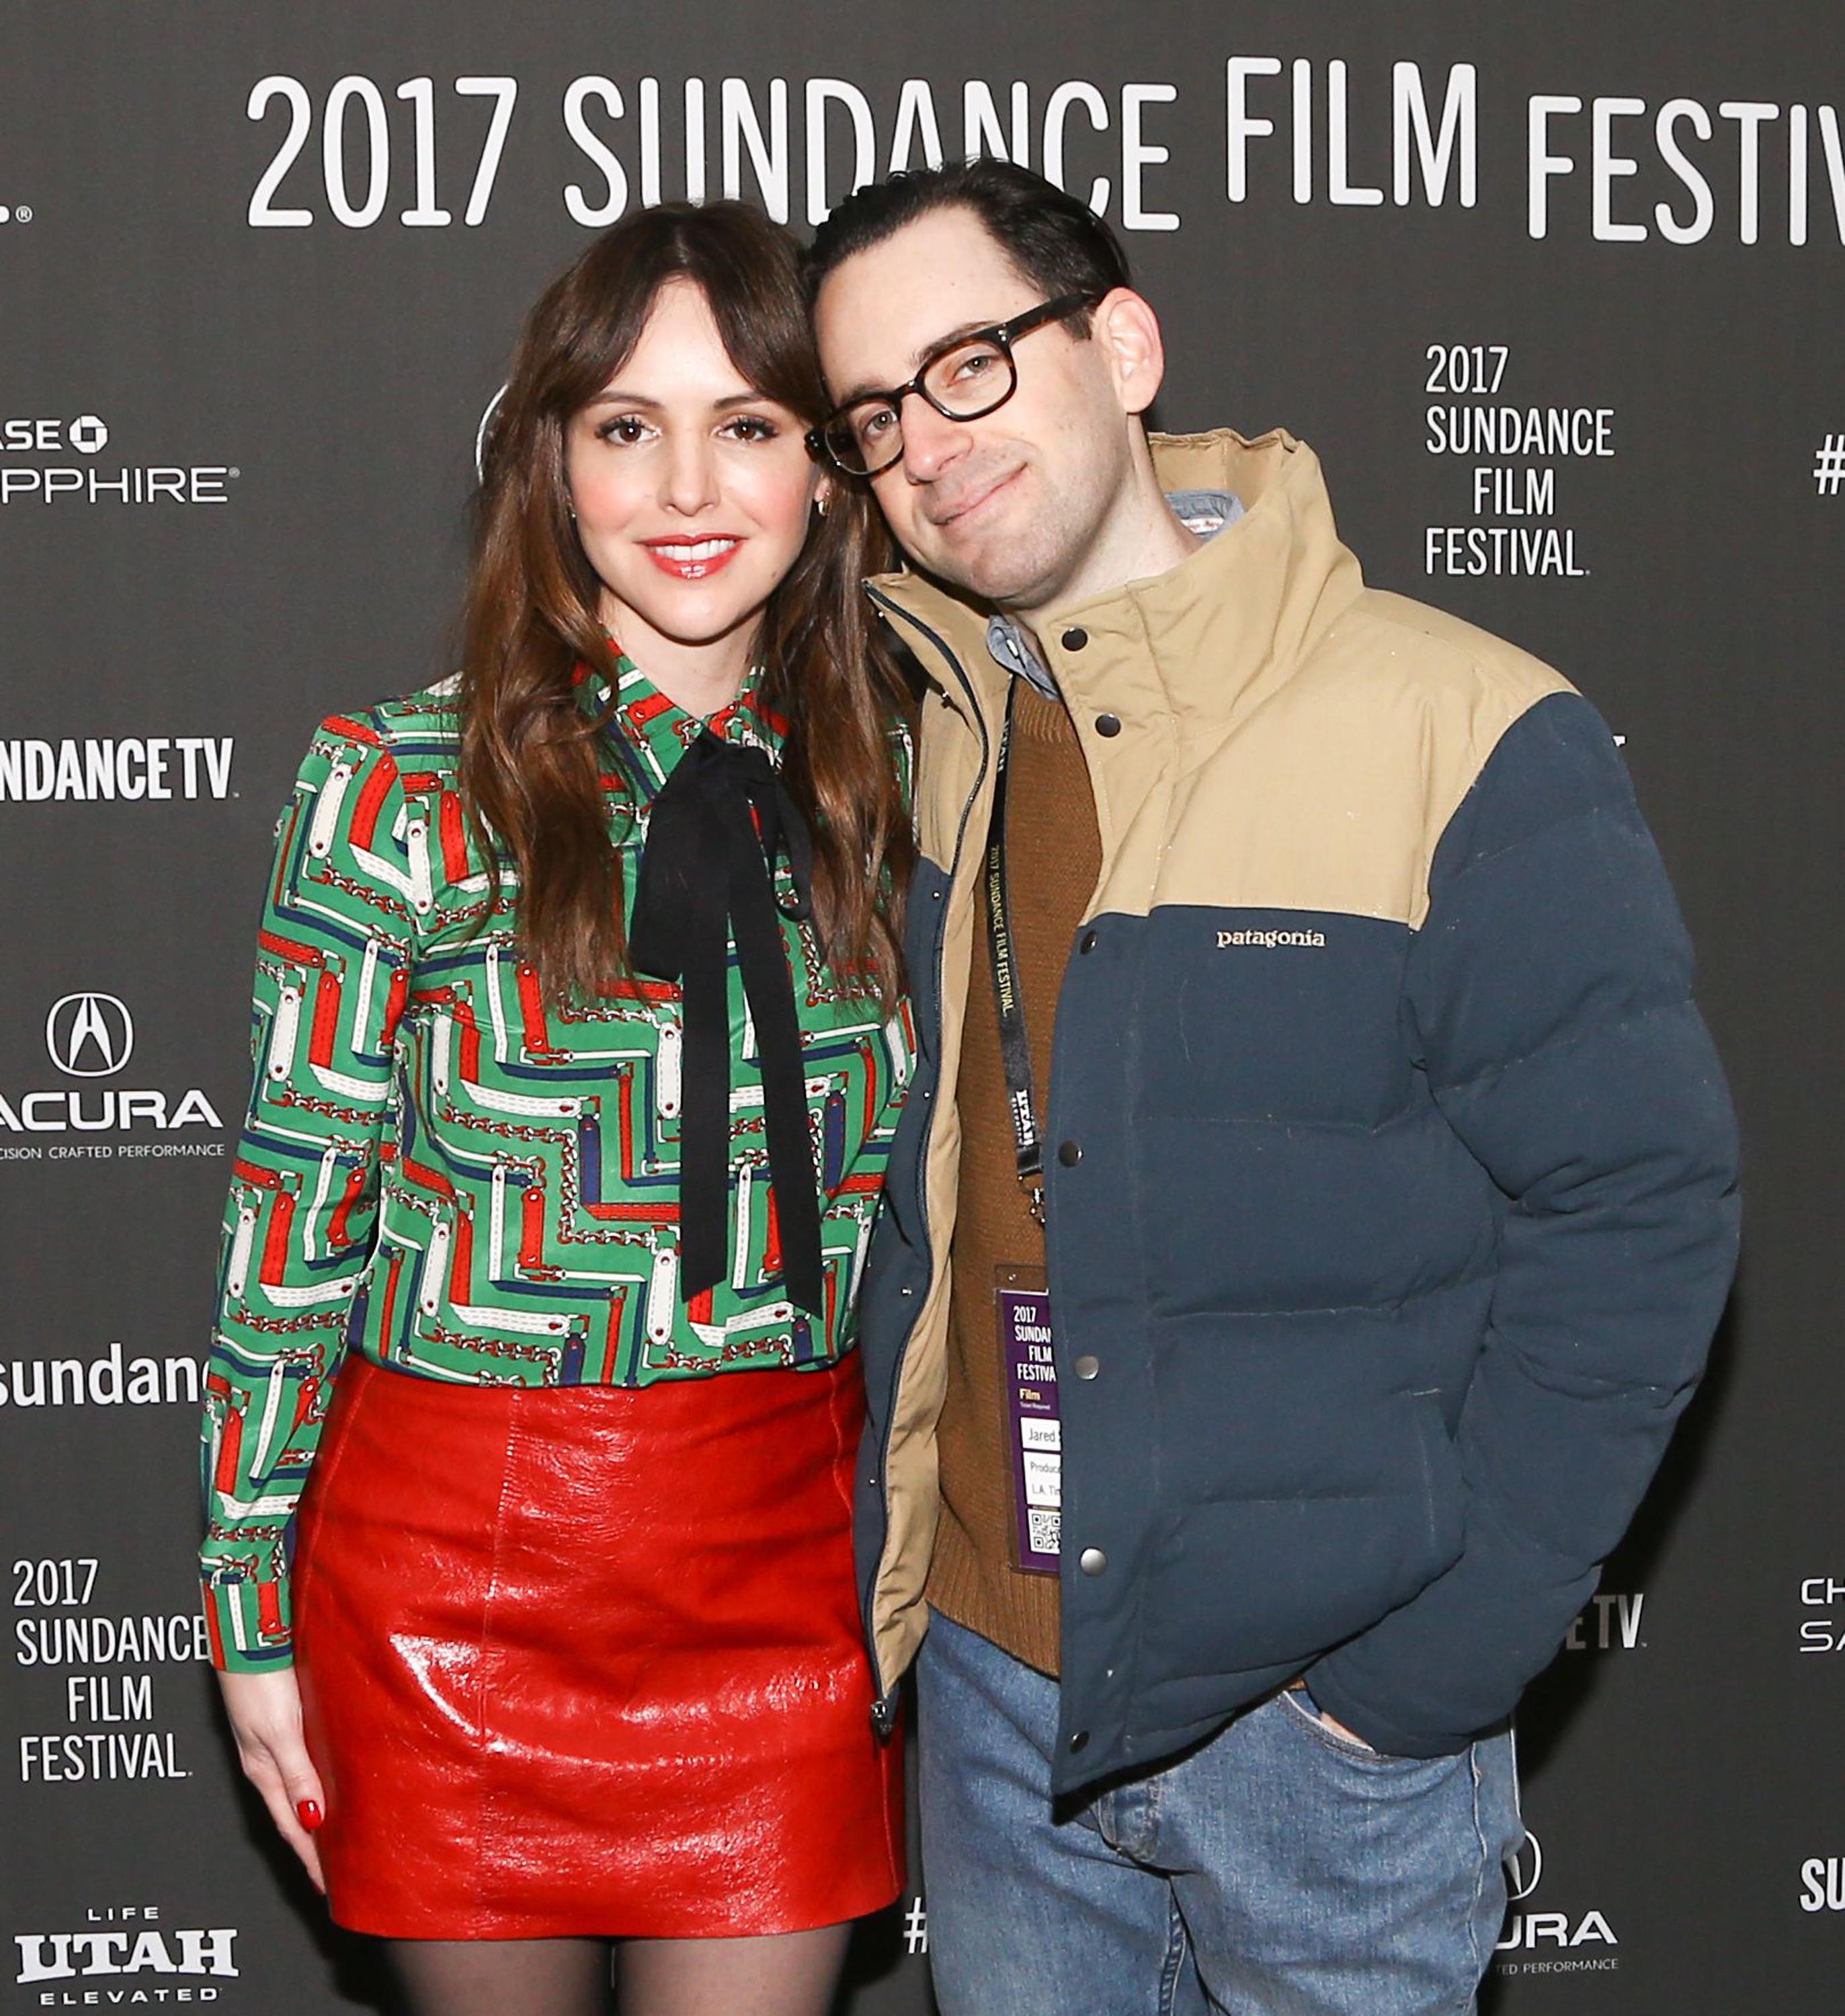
top-left (198, 202), bottom-right (913, 2016)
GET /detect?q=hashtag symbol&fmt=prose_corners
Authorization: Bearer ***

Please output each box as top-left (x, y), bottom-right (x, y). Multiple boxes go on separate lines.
top-left (1815, 435), bottom-right (1845, 496)
top-left (902, 1897), bottom-right (929, 1956)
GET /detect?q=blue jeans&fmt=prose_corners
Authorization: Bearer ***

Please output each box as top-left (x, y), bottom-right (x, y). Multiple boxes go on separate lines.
top-left (916, 1611), bottom-right (1522, 2016)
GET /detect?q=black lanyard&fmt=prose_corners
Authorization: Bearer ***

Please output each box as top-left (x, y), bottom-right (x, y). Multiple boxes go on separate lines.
top-left (983, 684), bottom-right (1048, 1226)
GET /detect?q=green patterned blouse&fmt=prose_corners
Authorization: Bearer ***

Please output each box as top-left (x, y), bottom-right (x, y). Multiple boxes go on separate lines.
top-left (200, 658), bottom-right (913, 1672)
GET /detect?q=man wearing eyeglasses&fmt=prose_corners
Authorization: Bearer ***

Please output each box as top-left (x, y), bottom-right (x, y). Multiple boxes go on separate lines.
top-left (807, 161), bottom-right (1737, 2016)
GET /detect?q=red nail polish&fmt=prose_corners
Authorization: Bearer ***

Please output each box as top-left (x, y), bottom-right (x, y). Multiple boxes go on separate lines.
top-left (296, 1798), bottom-right (323, 1831)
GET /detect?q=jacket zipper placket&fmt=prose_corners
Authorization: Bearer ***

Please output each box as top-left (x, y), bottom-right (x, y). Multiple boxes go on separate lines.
top-left (864, 585), bottom-right (993, 1734)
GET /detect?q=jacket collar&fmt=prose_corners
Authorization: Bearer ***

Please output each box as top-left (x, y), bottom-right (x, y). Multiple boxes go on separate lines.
top-left (865, 429), bottom-right (1364, 733)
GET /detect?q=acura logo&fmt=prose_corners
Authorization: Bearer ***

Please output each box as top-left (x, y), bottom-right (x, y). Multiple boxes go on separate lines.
top-left (1506, 1828), bottom-right (1543, 1903)
top-left (45, 994), bottom-right (134, 1078)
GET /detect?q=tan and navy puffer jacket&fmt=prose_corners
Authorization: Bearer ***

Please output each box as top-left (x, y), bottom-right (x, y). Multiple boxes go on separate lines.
top-left (852, 428), bottom-right (1739, 1790)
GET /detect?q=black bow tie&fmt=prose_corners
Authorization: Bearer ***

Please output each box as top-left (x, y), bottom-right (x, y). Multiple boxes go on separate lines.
top-left (626, 730), bottom-right (825, 1316)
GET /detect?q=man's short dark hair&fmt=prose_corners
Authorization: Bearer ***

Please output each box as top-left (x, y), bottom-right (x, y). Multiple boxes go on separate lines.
top-left (807, 159), bottom-right (1132, 333)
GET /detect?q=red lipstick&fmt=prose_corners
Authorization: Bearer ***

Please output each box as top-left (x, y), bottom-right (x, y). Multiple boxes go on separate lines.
top-left (640, 535), bottom-right (744, 581)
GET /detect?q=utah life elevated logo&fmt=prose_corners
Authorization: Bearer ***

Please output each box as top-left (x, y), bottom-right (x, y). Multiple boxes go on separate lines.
top-left (0, 995), bottom-right (222, 1140)
top-left (14, 1906), bottom-right (238, 1997)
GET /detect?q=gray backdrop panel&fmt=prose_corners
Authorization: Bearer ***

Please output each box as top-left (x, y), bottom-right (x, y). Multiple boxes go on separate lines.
top-left (3, 3), bottom-right (1840, 2011)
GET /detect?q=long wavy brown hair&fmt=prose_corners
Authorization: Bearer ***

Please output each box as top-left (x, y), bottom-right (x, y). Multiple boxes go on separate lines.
top-left (458, 202), bottom-right (911, 1007)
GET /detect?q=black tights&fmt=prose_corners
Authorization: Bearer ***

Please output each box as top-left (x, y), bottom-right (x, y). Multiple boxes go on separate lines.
top-left (389, 1925), bottom-right (852, 2016)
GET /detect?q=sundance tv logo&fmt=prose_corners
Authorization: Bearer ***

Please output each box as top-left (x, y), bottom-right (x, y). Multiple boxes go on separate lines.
top-left (14, 1908), bottom-right (238, 1995)
top-left (0, 410), bottom-right (239, 506)
top-left (1563, 1591), bottom-right (1645, 1650)
top-left (0, 732), bottom-right (235, 802)
top-left (0, 995), bottom-right (222, 1142)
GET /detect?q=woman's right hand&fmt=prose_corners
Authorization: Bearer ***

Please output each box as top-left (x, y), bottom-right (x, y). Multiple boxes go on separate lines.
top-left (215, 1668), bottom-right (327, 1891)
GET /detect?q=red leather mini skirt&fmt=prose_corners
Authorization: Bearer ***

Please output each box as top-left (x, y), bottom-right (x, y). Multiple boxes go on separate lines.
top-left (292, 1351), bottom-right (903, 1939)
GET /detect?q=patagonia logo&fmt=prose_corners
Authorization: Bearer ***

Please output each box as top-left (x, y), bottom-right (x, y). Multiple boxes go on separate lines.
top-left (1216, 928), bottom-right (1327, 949)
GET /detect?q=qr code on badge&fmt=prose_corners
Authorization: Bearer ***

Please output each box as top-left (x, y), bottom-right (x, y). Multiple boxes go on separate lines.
top-left (1028, 1509), bottom-right (1061, 1555)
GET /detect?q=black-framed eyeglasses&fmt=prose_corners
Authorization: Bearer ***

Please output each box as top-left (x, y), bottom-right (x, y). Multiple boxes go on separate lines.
top-left (809, 292), bottom-right (1104, 478)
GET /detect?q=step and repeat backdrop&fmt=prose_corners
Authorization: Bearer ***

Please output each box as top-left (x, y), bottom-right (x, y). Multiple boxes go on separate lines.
top-left (2, 2), bottom-right (1841, 2011)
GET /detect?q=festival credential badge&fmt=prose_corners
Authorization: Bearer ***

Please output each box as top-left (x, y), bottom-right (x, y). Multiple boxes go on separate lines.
top-left (997, 1266), bottom-right (1061, 1574)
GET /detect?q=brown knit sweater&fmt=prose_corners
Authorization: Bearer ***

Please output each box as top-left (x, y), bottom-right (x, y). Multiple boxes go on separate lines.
top-left (928, 680), bottom-right (1103, 1677)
